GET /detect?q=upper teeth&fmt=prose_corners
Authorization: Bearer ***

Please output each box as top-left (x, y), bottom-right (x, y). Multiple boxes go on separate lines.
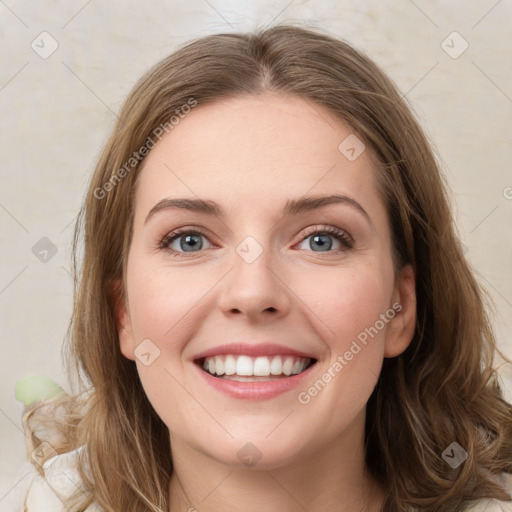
top-left (201, 355), bottom-right (311, 377)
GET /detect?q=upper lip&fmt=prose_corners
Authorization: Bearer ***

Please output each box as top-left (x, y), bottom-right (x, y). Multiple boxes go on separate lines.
top-left (193, 342), bottom-right (318, 361)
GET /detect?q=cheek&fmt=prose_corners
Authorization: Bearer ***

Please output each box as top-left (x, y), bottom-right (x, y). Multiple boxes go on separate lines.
top-left (302, 263), bottom-right (393, 348)
top-left (126, 259), bottom-right (209, 343)
top-left (125, 259), bottom-right (207, 428)
top-left (292, 268), bottom-right (392, 426)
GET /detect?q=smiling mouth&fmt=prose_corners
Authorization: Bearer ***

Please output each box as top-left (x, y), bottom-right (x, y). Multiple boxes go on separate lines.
top-left (195, 354), bottom-right (317, 381)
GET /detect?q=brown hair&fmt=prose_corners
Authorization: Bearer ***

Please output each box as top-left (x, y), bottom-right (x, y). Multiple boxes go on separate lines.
top-left (22, 23), bottom-right (512, 511)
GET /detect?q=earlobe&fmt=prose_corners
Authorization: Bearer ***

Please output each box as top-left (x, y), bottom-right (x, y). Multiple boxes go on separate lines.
top-left (384, 264), bottom-right (416, 358)
top-left (113, 280), bottom-right (136, 361)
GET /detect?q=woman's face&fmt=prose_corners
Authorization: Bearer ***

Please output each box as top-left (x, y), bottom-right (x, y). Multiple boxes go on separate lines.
top-left (117, 93), bottom-right (416, 469)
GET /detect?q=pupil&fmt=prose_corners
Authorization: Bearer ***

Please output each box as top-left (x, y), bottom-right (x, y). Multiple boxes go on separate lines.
top-left (312, 234), bottom-right (332, 251)
top-left (181, 234), bottom-right (202, 252)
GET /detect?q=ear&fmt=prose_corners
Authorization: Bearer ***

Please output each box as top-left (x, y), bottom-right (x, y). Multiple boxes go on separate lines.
top-left (384, 264), bottom-right (416, 358)
top-left (113, 279), bottom-right (136, 361)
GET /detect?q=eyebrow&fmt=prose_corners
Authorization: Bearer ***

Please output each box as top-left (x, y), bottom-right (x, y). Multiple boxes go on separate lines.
top-left (144, 194), bottom-right (373, 227)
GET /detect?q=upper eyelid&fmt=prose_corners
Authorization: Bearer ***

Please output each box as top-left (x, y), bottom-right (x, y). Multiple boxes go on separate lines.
top-left (162, 225), bottom-right (352, 249)
top-left (164, 224), bottom-right (348, 238)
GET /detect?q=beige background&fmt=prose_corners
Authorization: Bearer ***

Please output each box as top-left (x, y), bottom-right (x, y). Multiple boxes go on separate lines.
top-left (1, 1), bottom-right (511, 509)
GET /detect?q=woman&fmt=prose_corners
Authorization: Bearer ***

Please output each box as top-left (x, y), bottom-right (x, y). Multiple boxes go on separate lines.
top-left (17, 23), bottom-right (512, 511)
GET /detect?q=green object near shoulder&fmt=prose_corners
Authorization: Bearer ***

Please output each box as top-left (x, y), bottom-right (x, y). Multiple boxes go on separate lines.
top-left (14, 374), bottom-right (66, 406)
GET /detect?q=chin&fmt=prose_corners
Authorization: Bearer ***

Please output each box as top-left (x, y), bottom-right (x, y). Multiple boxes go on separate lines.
top-left (200, 436), bottom-right (311, 471)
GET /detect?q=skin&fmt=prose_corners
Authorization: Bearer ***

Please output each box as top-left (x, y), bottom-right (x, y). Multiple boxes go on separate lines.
top-left (117, 93), bottom-right (417, 512)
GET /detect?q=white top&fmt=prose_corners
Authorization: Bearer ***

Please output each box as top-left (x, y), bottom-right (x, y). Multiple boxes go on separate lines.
top-left (3, 446), bottom-right (100, 512)
top-left (6, 446), bottom-right (512, 511)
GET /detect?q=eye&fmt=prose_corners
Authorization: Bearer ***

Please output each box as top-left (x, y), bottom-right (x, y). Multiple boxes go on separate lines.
top-left (159, 228), bottom-right (213, 257)
top-left (158, 225), bottom-right (353, 258)
top-left (296, 225), bottom-right (353, 253)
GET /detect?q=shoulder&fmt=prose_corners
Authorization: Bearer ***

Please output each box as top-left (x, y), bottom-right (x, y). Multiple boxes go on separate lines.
top-left (13, 376), bottom-right (101, 511)
top-left (467, 472), bottom-right (512, 511)
top-left (407, 473), bottom-right (512, 512)
top-left (23, 445), bottom-right (102, 512)
top-left (466, 497), bottom-right (512, 511)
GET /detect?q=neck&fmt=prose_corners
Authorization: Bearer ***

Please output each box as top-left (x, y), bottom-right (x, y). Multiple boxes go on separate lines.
top-left (168, 409), bottom-right (386, 512)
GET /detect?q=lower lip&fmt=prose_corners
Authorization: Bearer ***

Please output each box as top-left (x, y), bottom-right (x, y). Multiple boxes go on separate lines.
top-left (194, 361), bottom-right (317, 400)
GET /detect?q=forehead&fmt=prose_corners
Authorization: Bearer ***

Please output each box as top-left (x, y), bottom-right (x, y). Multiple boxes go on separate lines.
top-left (134, 93), bottom-right (383, 219)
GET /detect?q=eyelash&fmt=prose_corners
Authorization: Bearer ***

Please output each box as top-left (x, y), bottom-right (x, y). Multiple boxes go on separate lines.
top-left (158, 225), bottom-right (354, 258)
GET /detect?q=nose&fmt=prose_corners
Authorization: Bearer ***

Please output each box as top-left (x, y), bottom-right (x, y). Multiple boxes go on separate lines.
top-left (217, 240), bottom-right (291, 322)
